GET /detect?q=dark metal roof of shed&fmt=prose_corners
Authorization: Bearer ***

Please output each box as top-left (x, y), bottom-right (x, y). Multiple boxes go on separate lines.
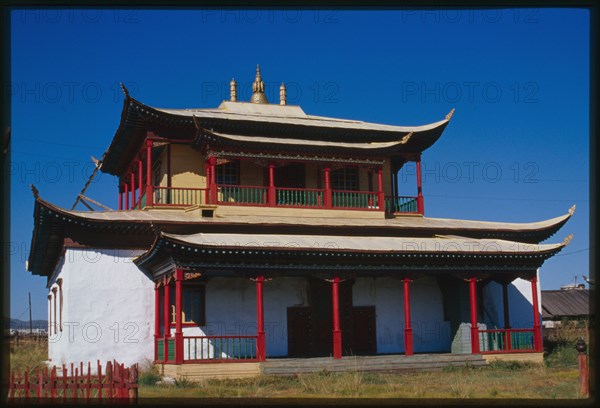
top-left (541, 289), bottom-right (589, 319)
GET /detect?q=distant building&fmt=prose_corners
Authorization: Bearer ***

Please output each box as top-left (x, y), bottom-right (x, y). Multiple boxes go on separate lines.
top-left (541, 288), bottom-right (589, 328)
top-left (27, 67), bottom-right (574, 377)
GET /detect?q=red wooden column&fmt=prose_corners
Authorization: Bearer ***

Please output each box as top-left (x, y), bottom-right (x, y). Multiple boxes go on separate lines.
top-left (255, 276), bottom-right (266, 361)
top-left (530, 275), bottom-right (543, 352)
top-left (154, 284), bottom-right (160, 362)
top-left (130, 171), bottom-right (136, 210)
top-left (124, 179), bottom-right (129, 209)
top-left (163, 279), bottom-right (171, 362)
top-left (268, 162), bottom-right (276, 207)
top-left (416, 156), bottom-right (424, 215)
top-left (209, 156), bottom-right (217, 204)
top-left (137, 159), bottom-right (143, 209)
top-left (174, 269), bottom-right (184, 364)
top-left (146, 140), bottom-right (154, 207)
top-left (118, 184), bottom-right (123, 210)
top-left (469, 277), bottom-right (480, 354)
top-left (332, 277), bottom-right (342, 359)
top-left (205, 159), bottom-right (211, 204)
top-left (502, 281), bottom-right (512, 350)
top-left (377, 166), bottom-right (385, 211)
top-left (402, 278), bottom-right (414, 356)
top-left (324, 165), bottom-right (332, 208)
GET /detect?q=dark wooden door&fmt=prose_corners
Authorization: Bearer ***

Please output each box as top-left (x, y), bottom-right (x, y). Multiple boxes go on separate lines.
top-left (287, 307), bottom-right (312, 357)
top-left (351, 306), bottom-right (377, 355)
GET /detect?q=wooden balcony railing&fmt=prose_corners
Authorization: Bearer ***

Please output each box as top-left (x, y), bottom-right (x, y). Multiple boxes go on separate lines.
top-left (479, 329), bottom-right (535, 353)
top-left (276, 187), bottom-right (324, 208)
top-left (142, 185), bottom-right (422, 214)
top-left (384, 195), bottom-right (419, 214)
top-left (153, 186), bottom-right (207, 207)
top-left (217, 185), bottom-right (268, 206)
top-left (183, 336), bottom-right (258, 362)
top-left (156, 338), bottom-right (175, 361)
top-left (332, 190), bottom-right (379, 210)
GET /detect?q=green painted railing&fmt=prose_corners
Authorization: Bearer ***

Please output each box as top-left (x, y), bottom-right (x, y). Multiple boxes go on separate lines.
top-left (332, 190), bottom-right (379, 209)
top-left (384, 196), bottom-right (418, 213)
top-left (218, 185), bottom-right (268, 206)
top-left (153, 186), bottom-right (206, 207)
top-left (479, 329), bottom-right (535, 353)
top-left (276, 188), bottom-right (324, 207)
top-left (184, 336), bottom-right (257, 361)
top-left (156, 338), bottom-right (176, 361)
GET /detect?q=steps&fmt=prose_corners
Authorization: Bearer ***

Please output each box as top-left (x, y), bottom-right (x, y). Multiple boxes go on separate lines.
top-left (260, 353), bottom-right (487, 376)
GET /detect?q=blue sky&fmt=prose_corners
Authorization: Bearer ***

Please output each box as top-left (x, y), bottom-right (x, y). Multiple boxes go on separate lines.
top-left (10, 8), bottom-right (589, 320)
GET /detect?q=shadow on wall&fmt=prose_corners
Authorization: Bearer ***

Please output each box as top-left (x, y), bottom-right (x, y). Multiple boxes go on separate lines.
top-left (482, 280), bottom-right (535, 329)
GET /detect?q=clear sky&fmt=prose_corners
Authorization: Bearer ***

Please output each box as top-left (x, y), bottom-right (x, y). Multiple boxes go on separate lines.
top-left (9, 8), bottom-right (589, 320)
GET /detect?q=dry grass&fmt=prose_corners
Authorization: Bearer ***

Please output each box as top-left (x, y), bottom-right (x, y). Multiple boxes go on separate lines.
top-left (138, 363), bottom-right (581, 399)
top-left (9, 337), bottom-right (48, 376)
top-left (8, 340), bottom-right (583, 400)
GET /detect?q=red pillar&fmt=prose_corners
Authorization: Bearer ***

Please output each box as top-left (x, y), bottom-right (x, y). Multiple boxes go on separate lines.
top-left (130, 171), bottom-right (136, 209)
top-left (403, 278), bottom-right (414, 356)
top-left (137, 159), bottom-right (143, 209)
top-left (469, 277), bottom-right (480, 354)
top-left (124, 180), bottom-right (129, 210)
top-left (163, 280), bottom-right (171, 362)
top-left (209, 156), bottom-right (217, 204)
top-left (268, 162), bottom-right (276, 207)
top-left (416, 157), bottom-right (424, 215)
top-left (154, 285), bottom-right (160, 362)
top-left (146, 140), bottom-right (153, 207)
top-left (377, 166), bottom-right (385, 211)
top-left (255, 276), bottom-right (266, 361)
top-left (332, 277), bottom-right (342, 359)
top-left (174, 269), bottom-right (184, 364)
top-left (324, 165), bottom-right (332, 208)
top-left (531, 275), bottom-right (543, 352)
top-left (502, 282), bottom-right (512, 350)
top-left (118, 184), bottom-right (123, 210)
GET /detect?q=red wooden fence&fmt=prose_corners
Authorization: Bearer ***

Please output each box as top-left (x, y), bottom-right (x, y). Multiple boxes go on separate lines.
top-left (8, 360), bottom-right (138, 402)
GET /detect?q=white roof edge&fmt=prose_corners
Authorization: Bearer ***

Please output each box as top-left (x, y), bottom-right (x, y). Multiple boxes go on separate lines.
top-left (161, 232), bottom-right (565, 253)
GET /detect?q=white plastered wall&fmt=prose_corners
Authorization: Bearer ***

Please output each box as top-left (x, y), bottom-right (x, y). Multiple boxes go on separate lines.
top-left (47, 248), bottom-right (153, 371)
top-left (180, 277), bottom-right (308, 358)
top-left (481, 270), bottom-right (542, 329)
top-left (353, 276), bottom-right (450, 353)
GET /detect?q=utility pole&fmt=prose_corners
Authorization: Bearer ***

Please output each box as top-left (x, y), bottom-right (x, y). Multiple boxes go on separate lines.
top-left (28, 292), bottom-right (32, 335)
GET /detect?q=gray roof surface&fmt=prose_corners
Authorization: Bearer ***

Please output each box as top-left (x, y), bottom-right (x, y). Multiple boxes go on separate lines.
top-left (541, 289), bottom-right (590, 319)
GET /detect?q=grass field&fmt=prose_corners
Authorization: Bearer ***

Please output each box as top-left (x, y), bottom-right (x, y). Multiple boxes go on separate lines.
top-left (136, 362), bottom-right (582, 399)
top-left (9, 335), bottom-right (586, 400)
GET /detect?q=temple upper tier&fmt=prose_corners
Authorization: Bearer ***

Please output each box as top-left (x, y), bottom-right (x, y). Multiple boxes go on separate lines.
top-left (99, 68), bottom-right (456, 217)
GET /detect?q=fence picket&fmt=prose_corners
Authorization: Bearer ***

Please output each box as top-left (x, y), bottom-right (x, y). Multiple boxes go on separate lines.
top-left (8, 361), bottom-right (138, 402)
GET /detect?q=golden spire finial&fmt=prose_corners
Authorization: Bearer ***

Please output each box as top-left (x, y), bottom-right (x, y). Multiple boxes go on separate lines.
top-left (568, 204), bottom-right (576, 215)
top-left (230, 78), bottom-right (237, 102)
top-left (250, 65), bottom-right (268, 104)
top-left (445, 108), bottom-right (456, 120)
top-left (279, 82), bottom-right (287, 106)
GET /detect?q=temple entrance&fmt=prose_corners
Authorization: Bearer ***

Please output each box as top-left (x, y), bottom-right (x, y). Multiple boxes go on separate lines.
top-left (287, 278), bottom-right (376, 357)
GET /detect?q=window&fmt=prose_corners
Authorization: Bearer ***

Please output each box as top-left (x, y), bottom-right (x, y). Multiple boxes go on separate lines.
top-left (170, 284), bottom-right (206, 326)
top-left (216, 160), bottom-right (239, 185)
top-left (331, 167), bottom-right (359, 191)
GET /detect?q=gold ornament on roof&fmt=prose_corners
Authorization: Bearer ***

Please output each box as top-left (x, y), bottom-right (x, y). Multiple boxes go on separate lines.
top-left (230, 78), bottom-right (237, 102)
top-left (279, 83), bottom-right (287, 106)
top-left (568, 205), bottom-right (576, 215)
top-left (445, 108), bottom-right (456, 120)
top-left (562, 234), bottom-right (574, 246)
top-left (250, 65), bottom-right (269, 104)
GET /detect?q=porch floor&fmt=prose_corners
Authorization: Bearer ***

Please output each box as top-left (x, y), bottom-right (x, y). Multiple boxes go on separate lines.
top-left (160, 353), bottom-right (494, 381)
top-left (260, 353), bottom-right (487, 376)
